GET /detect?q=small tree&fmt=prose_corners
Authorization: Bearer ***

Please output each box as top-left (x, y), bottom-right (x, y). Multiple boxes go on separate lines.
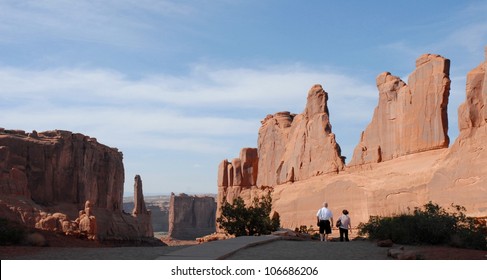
top-left (217, 192), bottom-right (280, 236)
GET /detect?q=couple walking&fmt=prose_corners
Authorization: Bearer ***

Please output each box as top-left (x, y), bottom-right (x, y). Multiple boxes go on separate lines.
top-left (316, 202), bottom-right (352, 242)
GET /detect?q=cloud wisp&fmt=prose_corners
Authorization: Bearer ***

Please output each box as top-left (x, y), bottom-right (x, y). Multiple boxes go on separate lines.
top-left (0, 64), bottom-right (378, 156)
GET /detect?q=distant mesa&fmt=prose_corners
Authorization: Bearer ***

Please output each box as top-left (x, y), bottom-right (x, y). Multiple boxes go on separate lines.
top-left (168, 193), bottom-right (216, 240)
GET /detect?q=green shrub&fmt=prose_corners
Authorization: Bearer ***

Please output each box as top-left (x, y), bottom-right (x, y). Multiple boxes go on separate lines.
top-left (358, 202), bottom-right (487, 250)
top-left (217, 192), bottom-right (280, 236)
top-left (0, 218), bottom-right (26, 245)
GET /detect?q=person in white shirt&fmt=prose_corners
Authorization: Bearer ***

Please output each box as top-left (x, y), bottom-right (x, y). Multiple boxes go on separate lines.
top-left (337, 209), bottom-right (352, 242)
top-left (316, 202), bottom-right (334, 242)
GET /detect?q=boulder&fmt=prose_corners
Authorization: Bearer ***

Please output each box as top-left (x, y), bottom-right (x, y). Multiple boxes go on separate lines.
top-left (377, 239), bottom-right (394, 247)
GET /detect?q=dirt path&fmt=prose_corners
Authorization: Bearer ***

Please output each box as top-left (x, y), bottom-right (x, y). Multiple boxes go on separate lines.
top-left (225, 239), bottom-right (487, 260)
top-left (2, 237), bottom-right (486, 260)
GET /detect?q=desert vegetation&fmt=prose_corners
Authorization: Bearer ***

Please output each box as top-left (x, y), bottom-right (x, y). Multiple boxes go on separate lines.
top-left (217, 192), bottom-right (280, 236)
top-left (358, 202), bottom-right (487, 250)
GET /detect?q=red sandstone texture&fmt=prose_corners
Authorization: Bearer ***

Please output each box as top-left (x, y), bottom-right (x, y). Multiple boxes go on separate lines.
top-left (349, 54), bottom-right (450, 166)
top-left (217, 50), bottom-right (487, 230)
top-left (168, 193), bottom-right (216, 240)
top-left (0, 130), bottom-right (152, 241)
top-left (257, 84), bottom-right (344, 187)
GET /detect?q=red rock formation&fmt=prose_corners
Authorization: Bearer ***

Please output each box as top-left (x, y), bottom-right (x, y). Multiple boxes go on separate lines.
top-left (216, 84), bottom-right (345, 230)
top-left (458, 47), bottom-right (487, 131)
top-left (218, 148), bottom-right (258, 189)
top-left (132, 175), bottom-right (148, 216)
top-left (257, 84), bottom-right (344, 186)
top-left (349, 54), bottom-right (450, 166)
top-left (426, 47), bottom-right (487, 218)
top-left (0, 129), bottom-right (124, 209)
top-left (168, 193), bottom-right (216, 240)
top-left (0, 129), bottom-right (153, 241)
top-left (216, 51), bottom-right (487, 231)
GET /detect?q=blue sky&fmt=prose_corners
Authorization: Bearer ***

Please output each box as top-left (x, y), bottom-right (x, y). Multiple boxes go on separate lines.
top-left (1, 0), bottom-right (486, 196)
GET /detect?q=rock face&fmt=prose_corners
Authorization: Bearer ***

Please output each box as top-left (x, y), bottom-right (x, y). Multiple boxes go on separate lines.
top-left (257, 85), bottom-right (345, 186)
top-left (458, 48), bottom-right (487, 131)
top-left (168, 193), bottom-right (216, 240)
top-left (426, 47), bottom-right (487, 218)
top-left (216, 85), bottom-right (344, 229)
top-left (0, 129), bottom-right (153, 241)
top-left (0, 129), bottom-right (124, 209)
top-left (349, 54), bottom-right (450, 166)
top-left (216, 51), bottom-right (487, 230)
top-left (218, 148), bottom-right (258, 189)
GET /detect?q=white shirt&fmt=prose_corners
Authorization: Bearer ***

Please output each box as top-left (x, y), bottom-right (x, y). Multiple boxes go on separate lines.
top-left (339, 214), bottom-right (351, 229)
top-left (316, 207), bottom-right (333, 220)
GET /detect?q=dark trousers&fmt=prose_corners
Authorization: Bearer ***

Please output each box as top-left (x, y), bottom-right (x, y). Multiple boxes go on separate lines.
top-left (319, 220), bottom-right (331, 234)
top-left (339, 227), bottom-right (349, 242)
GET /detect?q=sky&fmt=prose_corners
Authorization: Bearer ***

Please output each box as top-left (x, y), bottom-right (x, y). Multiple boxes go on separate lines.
top-left (1, 0), bottom-right (486, 197)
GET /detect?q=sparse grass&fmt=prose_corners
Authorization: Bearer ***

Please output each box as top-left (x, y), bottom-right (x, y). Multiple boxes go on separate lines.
top-left (358, 202), bottom-right (487, 250)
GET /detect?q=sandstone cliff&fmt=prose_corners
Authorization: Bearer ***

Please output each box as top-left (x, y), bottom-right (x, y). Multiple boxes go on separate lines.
top-left (217, 84), bottom-right (345, 227)
top-left (0, 130), bottom-right (153, 241)
top-left (426, 47), bottom-right (487, 218)
top-left (257, 84), bottom-right (345, 187)
top-left (349, 54), bottom-right (450, 166)
top-left (168, 193), bottom-right (216, 240)
top-left (216, 51), bottom-right (487, 230)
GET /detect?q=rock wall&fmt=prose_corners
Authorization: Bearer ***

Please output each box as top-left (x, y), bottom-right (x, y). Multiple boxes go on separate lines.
top-left (218, 147), bottom-right (258, 189)
top-left (458, 48), bottom-right (487, 131)
top-left (216, 51), bottom-right (487, 230)
top-left (0, 129), bottom-right (124, 209)
top-left (426, 47), bottom-right (487, 218)
top-left (217, 85), bottom-right (344, 227)
top-left (168, 193), bottom-right (216, 240)
top-left (349, 54), bottom-right (450, 166)
top-left (257, 85), bottom-right (345, 187)
top-left (0, 129), bottom-right (153, 241)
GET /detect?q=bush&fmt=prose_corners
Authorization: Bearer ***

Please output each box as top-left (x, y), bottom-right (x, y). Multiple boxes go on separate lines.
top-left (0, 218), bottom-right (26, 245)
top-left (358, 202), bottom-right (487, 250)
top-left (217, 192), bottom-right (280, 236)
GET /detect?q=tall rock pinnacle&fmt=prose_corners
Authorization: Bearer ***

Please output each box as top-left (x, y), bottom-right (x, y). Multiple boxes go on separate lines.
top-left (256, 84), bottom-right (344, 187)
top-left (132, 174), bottom-right (148, 216)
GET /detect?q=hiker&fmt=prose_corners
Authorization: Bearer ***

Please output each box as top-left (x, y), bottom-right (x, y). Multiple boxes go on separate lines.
top-left (316, 202), bottom-right (333, 242)
top-left (337, 209), bottom-right (352, 242)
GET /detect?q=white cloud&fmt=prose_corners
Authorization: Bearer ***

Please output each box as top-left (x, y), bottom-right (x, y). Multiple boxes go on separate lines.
top-left (447, 23), bottom-right (487, 54)
top-left (0, 64), bottom-right (378, 157)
